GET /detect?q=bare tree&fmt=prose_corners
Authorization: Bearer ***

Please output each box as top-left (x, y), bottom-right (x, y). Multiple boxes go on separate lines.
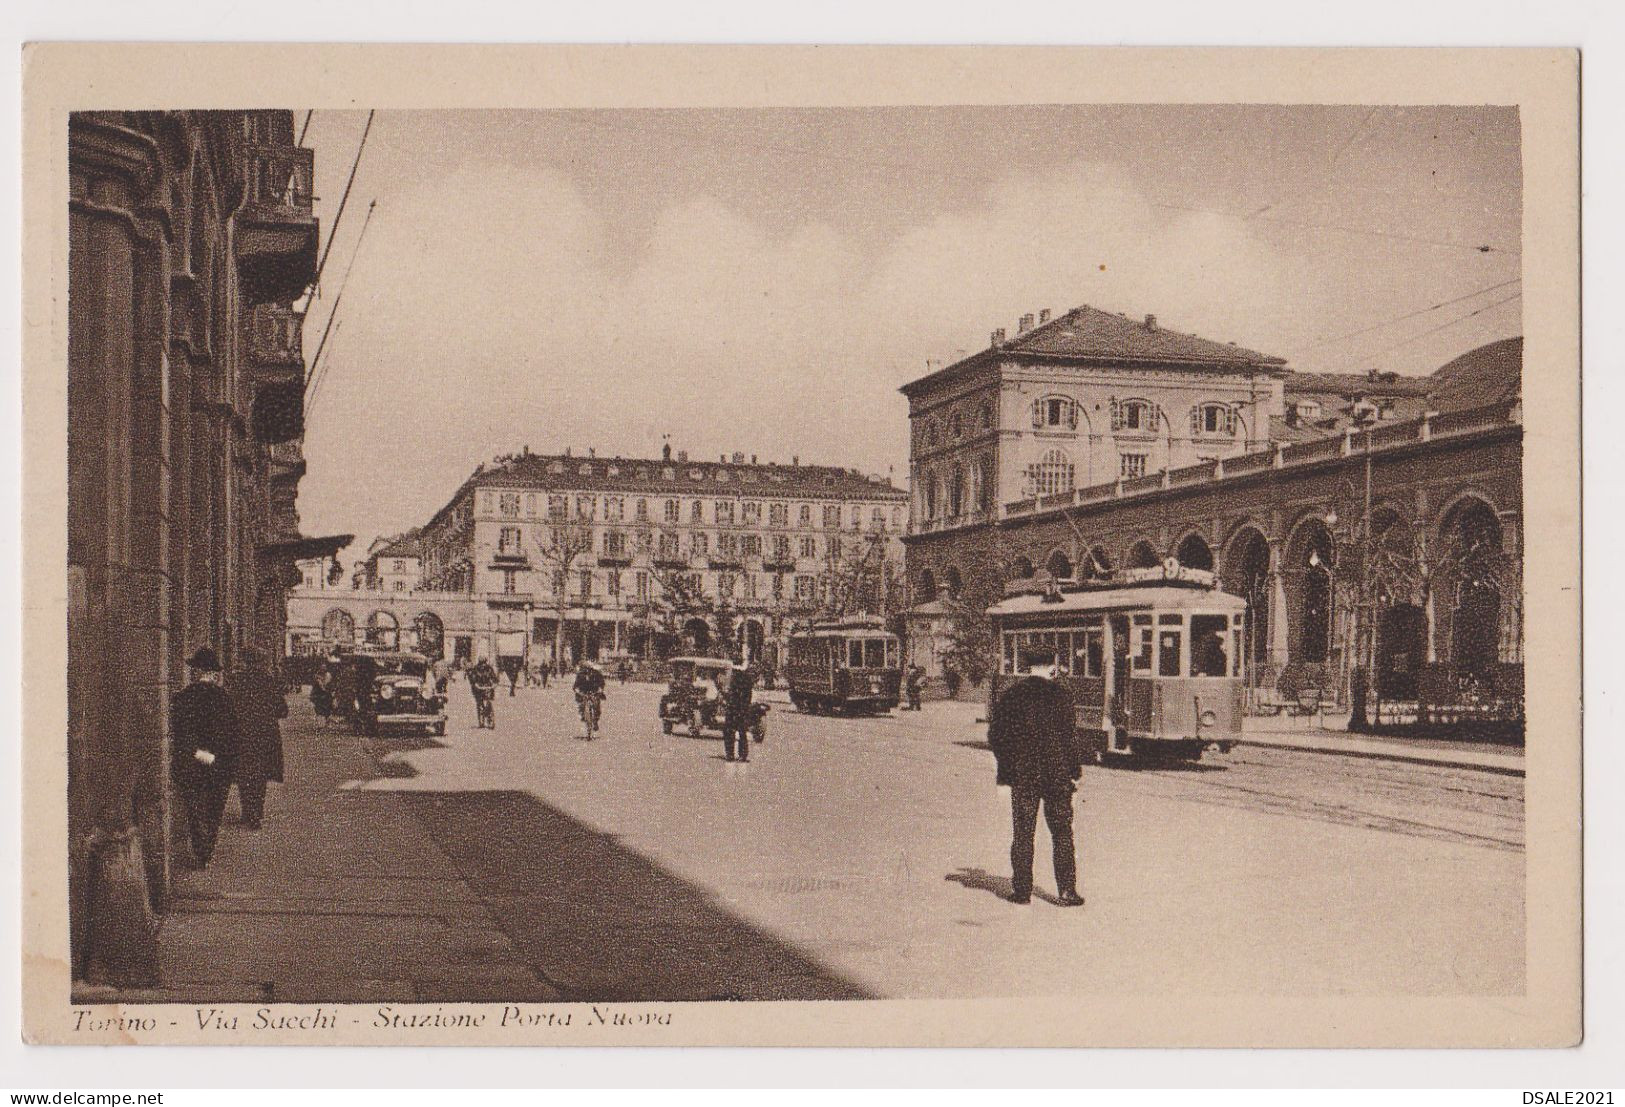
top-left (532, 519), bottom-right (597, 669)
top-left (818, 531), bottom-right (900, 620)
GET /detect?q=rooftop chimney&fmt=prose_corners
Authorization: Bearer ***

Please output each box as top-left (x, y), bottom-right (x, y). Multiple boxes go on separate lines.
top-left (661, 443), bottom-right (671, 462)
top-left (792, 455), bottom-right (799, 466)
top-left (750, 454), bottom-right (758, 465)
top-left (1039, 308), bottom-right (1052, 324)
top-left (1019, 313), bottom-right (1035, 332)
top-left (677, 449), bottom-right (688, 463)
top-left (588, 447), bottom-right (595, 458)
top-left (732, 451), bottom-right (745, 464)
top-left (991, 327), bottom-right (1006, 346)
top-left (1144, 314), bottom-right (1158, 331)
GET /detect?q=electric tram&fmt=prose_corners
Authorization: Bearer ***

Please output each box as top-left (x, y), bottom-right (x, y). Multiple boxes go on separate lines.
top-left (785, 615), bottom-right (903, 715)
top-left (986, 562), bottom-right (1247, 763)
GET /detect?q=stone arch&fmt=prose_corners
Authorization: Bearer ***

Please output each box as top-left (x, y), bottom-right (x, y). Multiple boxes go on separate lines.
top-left (1080, 544), bottom-right (1113, 580)
top-left (742, 618), bottom-right (766, 665)
top-left (943, 565), bottom-right (963, 598)
top-left (1173, 531), bottom-right (1215, 571)
top-left (1125, 539), bottom-right (1161, 569)
top-left (1437, 494), bottom-right (1510, 677)
top-left (682, 617), bottom-right (712, 653)
top-left (412, 611), bottom-right (445, 660)
top-left (1282, 515), bottom-right (1337, 666)
top-left (365, 610), bottom-right (399, 649)
top-left (1221, 525), bottom-right (1273, 679)
top-left (1044, 548), bottom-right (1074, 580)
top-left (321, 608), bottom-right (356, 645)
top-left (1008, 555), bottom-right (1035, 581)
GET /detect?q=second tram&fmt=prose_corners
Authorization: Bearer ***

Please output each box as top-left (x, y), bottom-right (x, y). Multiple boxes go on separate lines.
top-left (786, 616), bottom-right (903, 715)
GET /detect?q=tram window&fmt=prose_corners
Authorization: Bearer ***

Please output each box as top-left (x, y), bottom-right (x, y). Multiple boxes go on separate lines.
top-left (847, 640), bottom-right (864, 668)
top-left (864, 639), bottom-right (886, 668)
top-left (886, 640), bottom-right (899, 668)
top-left (1190, 614), bottom-right (1229, 677)
top-left (1133, 627), bottom-right (1154, 672)
top-left (1157, 629), bottom-right (1183, 677)
top-left (1073, 627), bottom-right (1103, 677)
top-left (1002, 635), bottom-right (1017, 674)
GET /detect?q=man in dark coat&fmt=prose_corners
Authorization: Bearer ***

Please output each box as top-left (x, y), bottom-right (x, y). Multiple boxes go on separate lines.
top-left (987, 654), bottom-right (1085, 906)
top-left (721, 665), bottom-right (756, 763)
top-left (229, 648), bottom-right (288, 830)
top-left (170, 647), bottom-right (240, 867)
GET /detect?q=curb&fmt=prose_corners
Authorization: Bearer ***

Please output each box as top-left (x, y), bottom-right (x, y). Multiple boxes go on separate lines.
top-left (1234, 738), bottom-right (1524, 777)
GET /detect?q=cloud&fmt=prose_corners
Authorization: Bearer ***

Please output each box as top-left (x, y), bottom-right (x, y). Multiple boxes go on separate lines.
top-left (299, 156), bottom-right (1332, 549)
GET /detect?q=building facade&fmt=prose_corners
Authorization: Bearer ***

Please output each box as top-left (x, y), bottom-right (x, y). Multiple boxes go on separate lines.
top-left (289, 447), bottom-right (909, 669)
top-left (902, 307), bottom-right (1523, 722)
top-left (68, 110), bottom-right (345, 985)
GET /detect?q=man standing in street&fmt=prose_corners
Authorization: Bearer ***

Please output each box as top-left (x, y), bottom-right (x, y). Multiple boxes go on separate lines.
top-left (170, 647), bottom-right (240, 867)
top-left (229, 648), bottom-right (288, 830)
top-left (722, 663), bottom-right (757, 763)
top-left (986, 652), bottom-right (1085, 906)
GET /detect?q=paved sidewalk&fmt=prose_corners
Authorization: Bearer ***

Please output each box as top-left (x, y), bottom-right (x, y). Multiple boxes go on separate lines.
top-left (754, 687), bottom-right (1524, 776)
top-left (74, 700), bottom-right (565, 1005)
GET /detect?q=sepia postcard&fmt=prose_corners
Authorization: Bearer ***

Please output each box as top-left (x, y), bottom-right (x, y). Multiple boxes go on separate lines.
top-left (20, 43), bottom-right (1581, 1047)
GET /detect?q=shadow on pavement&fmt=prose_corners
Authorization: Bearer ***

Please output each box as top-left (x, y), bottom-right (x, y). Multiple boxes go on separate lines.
top-left (945, 866), bottom-right (1064, 907)
top-left (400, 790), bottom-right (875, 1002)
top-left (952, 740), bottom-right (993, 753)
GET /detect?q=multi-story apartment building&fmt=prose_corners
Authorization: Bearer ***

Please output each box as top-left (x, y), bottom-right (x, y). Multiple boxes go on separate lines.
top-left (406, 446), bottom-right (909, 667)
top-left (68, 110), bottom-right (346, 986)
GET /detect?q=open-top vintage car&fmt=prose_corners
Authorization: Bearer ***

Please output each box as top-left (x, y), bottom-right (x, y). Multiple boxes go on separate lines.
top-left (341, 650), bottom-right (447, 737)
top-left (658, 656), bottom-right (768, 740)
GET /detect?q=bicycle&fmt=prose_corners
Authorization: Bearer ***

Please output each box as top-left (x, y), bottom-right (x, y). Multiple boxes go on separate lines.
top-left (578, 692), bottom-right (604, 740)
top-left (474, 689), bottom-right (495, 729)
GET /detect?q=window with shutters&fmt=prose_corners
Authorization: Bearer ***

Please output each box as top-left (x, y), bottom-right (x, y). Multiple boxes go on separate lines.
top-left (773, 535), bottom-right (790, 561)
top-left (1111, 398), bottom-right (1155, 434)
top-left (690, 499), bottom-right (705, 522)
top-left (499, 493), bottom-right (521, 517)
top-left (1120, 453), bottom-right (1148, 478)
top-left (769, 503), bottom-right (788, 527)
top-left (1025, 449), bottom-right (1075, 497)
top-left (798, 504), bottom-right (812, 526)
top-left (603, 530), bottom-right (626, 558)
top-left (547, 495), bottom-right (567, 520)
top-left (742, 501), bottom-right (761, 524)
top-left (659, 531), bottom-right (681, 559)
top-left (1191, 403), bottom-right (1237, 437)
top-left (799, 536), bottom-right (817, 559)
top-left (691, 532), bottom-right (709, 557)
top-left (663, 499), bottom-right (680, 523)
top-left (823, 505), bottom-right (841, 528)
top-left (715, 500), bottom-right (735, 525)
top-left (742, 534), bottom-right (762, 558)
top-left (1030, 395), bottom-right (1080, 430)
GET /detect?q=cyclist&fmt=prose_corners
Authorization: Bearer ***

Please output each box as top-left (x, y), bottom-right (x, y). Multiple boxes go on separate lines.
top-left (573, 661), bottom-right (607, 738)
top-left (468, 657), bottom-right (499, 729)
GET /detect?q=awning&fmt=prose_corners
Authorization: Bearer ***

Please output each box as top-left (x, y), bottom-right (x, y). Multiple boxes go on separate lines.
top-left (257, 533), bottom-right (354, 564)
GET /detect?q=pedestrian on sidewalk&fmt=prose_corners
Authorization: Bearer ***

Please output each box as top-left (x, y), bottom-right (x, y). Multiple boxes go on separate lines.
top-left (986, 652), bottom-right (1084, 907)
top-left (170, 647), bottom-right (240, 867)
top-left (229, 648), bottom-right (288, 831)
top-left (722, 664), bottom-right (757, 763)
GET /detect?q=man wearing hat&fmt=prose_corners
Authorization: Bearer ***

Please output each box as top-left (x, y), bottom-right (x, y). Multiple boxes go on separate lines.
top-left (170, 647), bottom-right (241, 867)
top-left (987, 650), bottom-right (1085, 907)
top-left (228, 648), bottom-right (287, 830)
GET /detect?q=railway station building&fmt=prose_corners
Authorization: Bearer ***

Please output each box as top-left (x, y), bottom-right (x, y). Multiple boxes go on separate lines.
top-left (900, 305), bottom-right (1522, 728)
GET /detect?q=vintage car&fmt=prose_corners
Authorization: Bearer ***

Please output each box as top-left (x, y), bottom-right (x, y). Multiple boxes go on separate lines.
top-left (341, 650), bottom-right (447, 736)
top-left (658, 656), bottom-right (768, 740)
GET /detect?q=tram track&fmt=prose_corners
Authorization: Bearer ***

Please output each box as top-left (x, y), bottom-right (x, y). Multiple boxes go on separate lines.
top-left (765, 700), bottom-right (1526, 854)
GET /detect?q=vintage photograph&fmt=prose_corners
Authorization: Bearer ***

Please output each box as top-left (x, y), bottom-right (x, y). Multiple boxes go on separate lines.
top-left (23, 45), bottom-right (1581, 1048)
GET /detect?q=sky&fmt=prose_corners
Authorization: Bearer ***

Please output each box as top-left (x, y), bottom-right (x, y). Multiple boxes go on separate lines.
top-left (292, 105), bottom-right (1522, 557)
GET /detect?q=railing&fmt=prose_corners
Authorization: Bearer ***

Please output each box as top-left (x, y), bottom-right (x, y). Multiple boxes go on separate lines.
top-left (247, 303), bottom-right (304, 365)
top-left (245, 143), bottom-right (315, 211)
top-left (992, 401), bottom-right (1520, 523)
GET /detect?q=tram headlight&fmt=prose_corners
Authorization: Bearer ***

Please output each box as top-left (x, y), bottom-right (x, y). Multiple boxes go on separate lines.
top-left (1199, 708), bottom-right (1217, 727)
top-left (379, 683), bottom-right (394, 701)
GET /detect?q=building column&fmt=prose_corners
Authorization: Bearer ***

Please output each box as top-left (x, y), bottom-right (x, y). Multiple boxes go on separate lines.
top-left (1267, 540), bottom-right (1290, 668)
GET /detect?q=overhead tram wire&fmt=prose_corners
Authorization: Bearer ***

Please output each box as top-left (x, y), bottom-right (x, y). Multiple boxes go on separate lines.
top-left (1352, 290), bottom-right (1522, 363)
top-left (1301, 277), bottom-right (1522, 351)
top-left (303, 199), bottom-right (377, 411)
top-left (311, 109), bottom-right (375, 296)
top-left (304, 319), bottom-right (343, 410)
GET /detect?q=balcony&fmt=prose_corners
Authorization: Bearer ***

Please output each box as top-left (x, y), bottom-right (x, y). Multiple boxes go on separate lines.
top-left (247, 303), bottom-right (305, 369)
top-left (252, 378), bottom-right (304, 444)
top-left (235, 143), bottom-right (318, 305)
